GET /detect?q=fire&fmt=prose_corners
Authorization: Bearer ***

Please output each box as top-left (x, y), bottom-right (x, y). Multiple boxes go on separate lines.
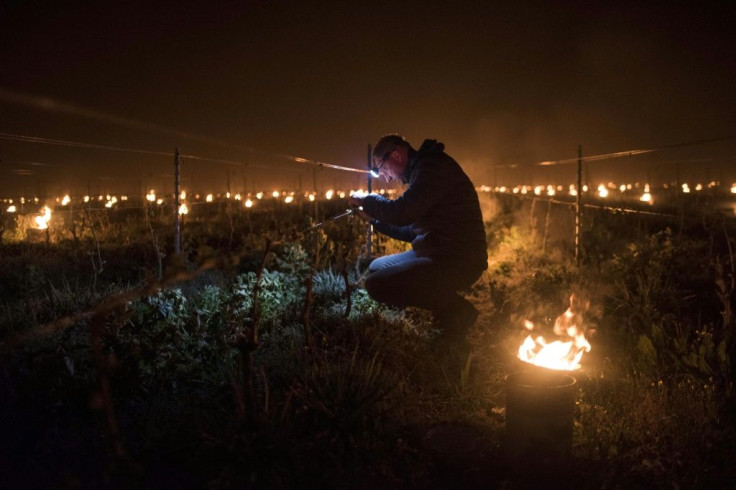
top-left (518, 294), bottom-right (591, 371)
top-left (35, 206), bottom-right (52, 230)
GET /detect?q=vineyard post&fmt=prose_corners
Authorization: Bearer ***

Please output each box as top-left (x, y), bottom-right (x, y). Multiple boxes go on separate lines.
top-left (366, 143), bottom-right (372, 258)
top-left (312, 166), bottom-right (318, 221)
top-left (676, 161), bottom-right (684, 233)
top-left (575, 144), bottom-right (582, 266)
top-left (174, 147), bottom-right (181, 255)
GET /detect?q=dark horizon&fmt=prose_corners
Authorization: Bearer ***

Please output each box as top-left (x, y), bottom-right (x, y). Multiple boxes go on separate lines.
top-left (2, 2), bottom-right (735, 198)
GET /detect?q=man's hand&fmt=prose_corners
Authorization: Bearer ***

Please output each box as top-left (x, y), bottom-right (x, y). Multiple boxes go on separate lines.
top-left (347, 195), bottom-right (363, 209)
top-left (347, 194), bottom-right (374, 223)
top-left (352, 207), bottom-right (374, 224)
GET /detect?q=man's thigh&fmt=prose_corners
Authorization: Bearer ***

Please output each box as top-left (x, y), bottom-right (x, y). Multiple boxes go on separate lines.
top-left (368, 250), bottom-right (417, 273)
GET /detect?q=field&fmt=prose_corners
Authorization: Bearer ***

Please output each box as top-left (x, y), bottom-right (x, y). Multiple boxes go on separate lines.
top-left (1, 192), bottom-right (735, 489)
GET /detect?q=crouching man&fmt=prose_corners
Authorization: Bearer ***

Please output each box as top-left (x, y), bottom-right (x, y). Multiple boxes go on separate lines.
top-left (348, 134), bottom-right (487, 339)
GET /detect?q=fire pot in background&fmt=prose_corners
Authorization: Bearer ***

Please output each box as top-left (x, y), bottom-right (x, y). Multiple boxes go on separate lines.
top-left (505, 371), bottom-right (577, 482)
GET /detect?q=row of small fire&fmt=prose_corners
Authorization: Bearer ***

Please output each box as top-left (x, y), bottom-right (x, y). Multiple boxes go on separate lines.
top-left (6, 179), bottom-right (736, 214)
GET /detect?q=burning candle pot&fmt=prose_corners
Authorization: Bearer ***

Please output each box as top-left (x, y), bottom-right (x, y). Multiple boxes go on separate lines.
top-left (505, 294), bottom-right (591, 484)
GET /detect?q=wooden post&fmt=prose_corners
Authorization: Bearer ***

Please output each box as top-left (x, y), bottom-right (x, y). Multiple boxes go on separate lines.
top-left (366, 144), bottom-right (373, 258)
top-left (312, 166), bottom-right (318, 221)
top-left (174, 147), bottom-right (181, 255)
top-left (575, 145), bottom-right (582, 266)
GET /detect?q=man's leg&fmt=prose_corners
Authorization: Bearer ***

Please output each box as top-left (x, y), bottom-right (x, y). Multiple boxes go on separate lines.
top-left (368, 250), bottom-right (418, 274)
top-left (364, 254), bottom-right (482, 334)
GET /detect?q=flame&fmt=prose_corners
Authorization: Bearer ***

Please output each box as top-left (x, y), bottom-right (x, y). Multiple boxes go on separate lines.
top-left (35, 206), bottom-right (52, 230)
top-left (178, 203), bottom-right (188, 215)
top-left (518, 294), bottom-right (591, 371)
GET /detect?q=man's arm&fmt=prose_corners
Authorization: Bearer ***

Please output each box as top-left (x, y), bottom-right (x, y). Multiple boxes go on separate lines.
top-left (372, 220), bottom-right (415, 242)
top-left (361, 160), bottom-right (449, 225)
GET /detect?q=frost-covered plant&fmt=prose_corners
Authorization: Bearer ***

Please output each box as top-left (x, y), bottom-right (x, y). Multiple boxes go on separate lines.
top-left (228, 270), bottom-right (304, 331)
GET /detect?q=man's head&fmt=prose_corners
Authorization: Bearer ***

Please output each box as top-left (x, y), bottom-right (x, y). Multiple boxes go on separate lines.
top-left (371, 134), bottom-right (412, 183)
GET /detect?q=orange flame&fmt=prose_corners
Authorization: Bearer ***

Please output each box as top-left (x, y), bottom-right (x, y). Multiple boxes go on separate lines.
top-left (34, 206), bottom-right (52, 230)
top-left (518, 294), bottom-right (591, 371)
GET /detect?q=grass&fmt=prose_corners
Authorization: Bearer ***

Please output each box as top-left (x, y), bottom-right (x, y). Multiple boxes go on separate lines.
top-left (1, 196), bottom-right (735, 488)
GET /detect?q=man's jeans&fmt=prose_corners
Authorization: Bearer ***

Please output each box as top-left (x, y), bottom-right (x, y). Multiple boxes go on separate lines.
top-left (364, 250), bottom-right (483, 321)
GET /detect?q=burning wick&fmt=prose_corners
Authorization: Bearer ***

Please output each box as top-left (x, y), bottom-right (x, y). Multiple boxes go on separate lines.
top-left (518, 293), bottom-right (592, 371)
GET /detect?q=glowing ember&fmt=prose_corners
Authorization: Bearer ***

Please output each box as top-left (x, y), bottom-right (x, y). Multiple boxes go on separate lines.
top-left (35, 206), bottom-right (52, 230)
top-left (518, 294), bottom-right (591, 371)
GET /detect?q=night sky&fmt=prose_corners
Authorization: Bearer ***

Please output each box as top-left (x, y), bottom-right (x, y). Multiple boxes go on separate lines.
top-left (1, 1), bottom-right (735, 197)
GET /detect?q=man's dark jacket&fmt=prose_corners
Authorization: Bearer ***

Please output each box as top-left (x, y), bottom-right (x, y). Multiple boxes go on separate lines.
top-left (361, 139), bottom-right (488, 272)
